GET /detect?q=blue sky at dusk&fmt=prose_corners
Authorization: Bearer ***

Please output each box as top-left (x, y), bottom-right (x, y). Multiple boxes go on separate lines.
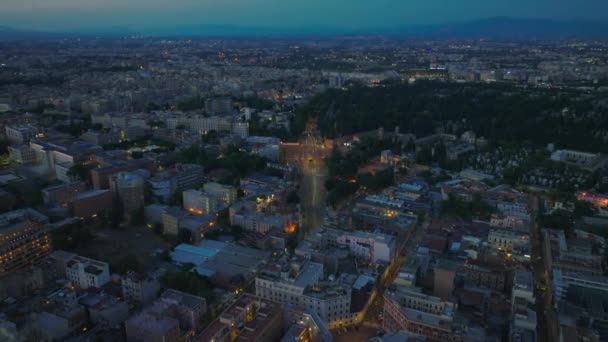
top-left (1, 0), bottom-right (607, 32)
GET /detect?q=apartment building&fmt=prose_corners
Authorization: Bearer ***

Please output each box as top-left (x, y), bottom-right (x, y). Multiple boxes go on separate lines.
top-left (0, 209), bottom-right (51, 278)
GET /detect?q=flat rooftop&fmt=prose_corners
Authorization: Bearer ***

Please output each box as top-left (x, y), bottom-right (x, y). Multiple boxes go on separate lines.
top-left (161, 289), bottom-right (205, 309)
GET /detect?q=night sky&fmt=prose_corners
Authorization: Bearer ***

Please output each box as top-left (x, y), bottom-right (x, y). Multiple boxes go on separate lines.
top-left (1, 0), bottom-right (607, 33)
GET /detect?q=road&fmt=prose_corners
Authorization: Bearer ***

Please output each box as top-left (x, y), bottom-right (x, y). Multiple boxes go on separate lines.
top-left (362, 219), bottom-right (428, 329)
top-left (300, 158), bottom-right (328, 233)
top-left (529, 195), bottom-right (558, 342)
top-left (298, 154), bottom-right (427, 335)
top-left (332, 326), bottom-right (378, 342)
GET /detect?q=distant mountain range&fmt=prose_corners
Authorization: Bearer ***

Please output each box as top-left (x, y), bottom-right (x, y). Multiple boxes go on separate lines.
top-left (2, 17), bottom-right (608, 39)
top-left (405, 17), bottom-right (608, 39)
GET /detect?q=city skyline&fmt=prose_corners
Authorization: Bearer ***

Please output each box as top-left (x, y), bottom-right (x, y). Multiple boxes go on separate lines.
top-left (1, 0), bottom-right (608, 33)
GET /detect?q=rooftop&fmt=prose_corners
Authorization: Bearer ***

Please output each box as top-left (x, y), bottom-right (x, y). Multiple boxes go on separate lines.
top-left (72, 189), bottom-right (110, 200)
top-left (160, 289), bottom-right (206, 309)
top-left (514, 271), bottom-right (534, 291)
top-left (197, 294), bottom-right (282, 342)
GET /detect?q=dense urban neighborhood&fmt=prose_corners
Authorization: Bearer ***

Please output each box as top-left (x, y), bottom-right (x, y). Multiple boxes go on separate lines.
top-left (2, 32), bottom-right (608, 342)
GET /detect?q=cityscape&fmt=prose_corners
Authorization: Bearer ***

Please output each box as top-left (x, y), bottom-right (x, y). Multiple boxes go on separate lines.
top-left (2, 2), bottom-right (608, 342)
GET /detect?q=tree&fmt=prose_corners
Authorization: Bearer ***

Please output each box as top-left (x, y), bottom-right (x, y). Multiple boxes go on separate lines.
top-left (441, 194), bottom-right (495, 220)
top-left (160, 270), bottom-right (215, 298)
top-left (502, 167), bottom-right (525, 185)
top-left (7, 182), bottom-right (43, 207)
top-left (357, 168), bottom-right (394, 190)
top-left (177, 96), bottom-right (205, 112)
top-left (90, 123), bottom-right (104, 130)
top-left (51, 221), bottom-right (94, 251)
top-left (67, 164), bottom-right (89, 181)
top-left (245, 97), bottom-right (275, 110)
top-left (110, 198), bottom-right (124, 229)
top-left (216, 209), bottom-right (230, 227)
top-left (201, 130), bottom-right (220, 144)
top-left (230, 225), bottom-right (244, 240)
top-left (145, 102), bottom-right (162, 112)
top-left (287, 234), bottom-right (299, 252)
top-left (169, 190), bottom-right (183, 206)
top-left (539, 209), bottom-right (575, 237)
top-left (293, 81), bottom-right (608, 154)
top-left (287, 190), bottom-right (300, 204)
top-left (130, 207), bottom-right (145, 227)
top-left (416, 147), bottom-right (434, 166)
top-left (417, 212), bottom-right (426, 224)
top-left (0, 138), bottom-right (9, 155)
top-left (573, 200), bottom-right (595, 218)
top-left (130, 151), bottom-right (144, 159)
top-left (111, 254), bottom-right (142, 274)
top-left (153, 222), bottom-right (163, 235)
top-left (178, 229), bottom-right (192, 244)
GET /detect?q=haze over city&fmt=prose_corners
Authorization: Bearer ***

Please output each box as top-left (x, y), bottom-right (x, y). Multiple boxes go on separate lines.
top-left (1, 0), bottom-right (608, 33)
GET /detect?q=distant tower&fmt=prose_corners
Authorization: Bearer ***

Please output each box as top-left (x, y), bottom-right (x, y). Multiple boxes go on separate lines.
top-left (299, 118), bottom-right (330, 164)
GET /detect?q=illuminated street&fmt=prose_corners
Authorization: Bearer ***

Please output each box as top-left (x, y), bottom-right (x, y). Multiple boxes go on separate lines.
top-left (300, 158), bottom-right (328, 233)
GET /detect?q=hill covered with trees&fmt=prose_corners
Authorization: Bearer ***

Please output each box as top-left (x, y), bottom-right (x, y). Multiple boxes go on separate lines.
top-left (294, 81), bottom-right (608, 153)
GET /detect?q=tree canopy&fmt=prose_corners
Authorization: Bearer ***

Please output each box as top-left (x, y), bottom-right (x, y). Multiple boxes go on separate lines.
top-left (293, 81), bottom-right (608, 153)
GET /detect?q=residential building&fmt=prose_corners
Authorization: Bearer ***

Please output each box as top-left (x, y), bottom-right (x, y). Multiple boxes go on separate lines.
top-left (41, 181), bottom-right (87, 205)
top-left (27, 290), bottom-right (87, 341)
top-left (110, 171), bottom-right (146, 215)
top-left (282, 307), bottom-right (333, 342)
top-left (179, 214), bottom-right (216, 243)
top-left (52, 251), bottom-right (110, 289)
top-left (550, 149), bottom-right (608, 171)
top-left (159, 289), bottom-right (207, 331)
top-left (91, 158), bottom-right (154, 190)
top-left (80, 129), bottom-right (121, 145)
top-left (125, 289), bottom-right (206, 342)
top-left (162, 207), bottom-right (186, 236)
top-left (205, 97), bottom-right (233, 115)
top-left (29, 139), bottom-right (102, 181)
top-left (457, 260), bottom-right (509, 292)
top-left (543, 229), bottom-right (603, 275)
top-left (7, 144), bottom-right (37, 164)
top-left (203, 182), bottom-right (237, 206)
top-left (230, 212), bottom-right (286, 234)
top-left (5, 124), bottom-right (39, 143)
top-left (197, 293), bottom-right (283, 342)
top-left (510, 271), bottom-right (536, 341)
top-left (70, 189), bottom-right (113, 219)
top-left (78, 292), bottom-right (129, 327)
top-left (383, 284), bottom-right (458, 342)
top-left (122, 270), bottom-right (162, 306)
top-left (256, 258), bottom-right (354, 328)
top-left (148, 164), bottom-right (204, 202)
top-left (433, 259), bottom-right (458, 300)
top-left (0, 209), bottom-right (51, 278)
top-left (125, 309), bottom-right (180, 342)
top-left (552, 270), bottom-right (608, 341)
top-left (183, 189), bottom-right (221, 215)
top-left (334, 230), bottom-right (396, 264)
top-left (487, 228), bottom-right (529, 253)
top-left (576, 191), bottom-right (608, 209)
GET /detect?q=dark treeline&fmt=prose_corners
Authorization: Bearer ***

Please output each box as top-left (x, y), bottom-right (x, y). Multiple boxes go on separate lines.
top-left (294, 81), bottom-right (608, 153)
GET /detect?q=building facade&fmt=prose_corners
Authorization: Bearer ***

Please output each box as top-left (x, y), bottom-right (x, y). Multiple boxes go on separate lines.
top-left (0, 209), bottom-right (51, 278)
